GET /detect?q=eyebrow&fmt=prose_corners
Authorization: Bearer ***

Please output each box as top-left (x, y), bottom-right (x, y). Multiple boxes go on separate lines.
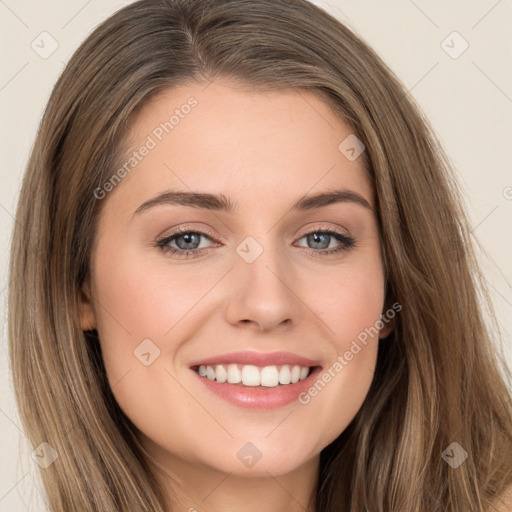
top-left (132, 188), bottom-right (372, 217)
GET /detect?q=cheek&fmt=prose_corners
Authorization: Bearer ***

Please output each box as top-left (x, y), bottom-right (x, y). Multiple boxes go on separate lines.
top-left (91, 254), bottom-right (201, 438)
top-left (90, 244), bottom-right (208, 403)
top-left (299, 266), bottom-right (385, 445)
top-left (317, 258), bottom-right (386, 344)
top-left (93, 246), bottom-right (212, 351)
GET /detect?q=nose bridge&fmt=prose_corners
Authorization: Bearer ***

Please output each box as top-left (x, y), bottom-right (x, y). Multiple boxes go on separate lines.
top-left (224, 233), bottom-right (300, 331)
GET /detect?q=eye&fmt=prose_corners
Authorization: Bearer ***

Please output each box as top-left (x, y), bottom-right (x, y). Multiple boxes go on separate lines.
top-left (295, 228), bottom-right (356, 256)
top-left (156, 228), bottom-right (218, 259)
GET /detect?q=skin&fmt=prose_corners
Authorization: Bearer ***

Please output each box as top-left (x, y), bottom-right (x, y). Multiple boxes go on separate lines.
top-left (80, 78), bottom-right (393, 512)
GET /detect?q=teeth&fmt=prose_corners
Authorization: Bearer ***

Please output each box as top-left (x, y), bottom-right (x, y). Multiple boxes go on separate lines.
top-left (227, 364), bottom-right (242, 384)
top-left (195, 363), bottom-right (312, 387)
top-left (206, 366), bottom-right (216, 380)
top-left (260, 366), bottom-right (279, 387)
top-left (215, 364), bottom-right (228, 383)
top-left (279, 365), bottom-right (291, 384)
top-left (242, 365), bottom-right (260, 386)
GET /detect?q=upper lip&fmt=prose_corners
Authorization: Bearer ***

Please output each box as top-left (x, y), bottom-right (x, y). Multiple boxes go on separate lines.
top-left (189, 351), bottom-right (321, 368)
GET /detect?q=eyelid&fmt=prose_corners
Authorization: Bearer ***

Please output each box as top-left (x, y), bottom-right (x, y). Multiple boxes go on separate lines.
top-left (295, 223), bottom-right (351, 239)
top-left (156, 224), bottom-right (221, 243)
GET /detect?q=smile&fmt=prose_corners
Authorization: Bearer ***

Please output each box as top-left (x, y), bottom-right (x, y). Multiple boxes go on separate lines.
top-left (193, 363), bottom-right (312, 387)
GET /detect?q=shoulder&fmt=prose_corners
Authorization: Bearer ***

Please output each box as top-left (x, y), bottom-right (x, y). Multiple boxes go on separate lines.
top-left (494, 486), bottom-right (512, 512)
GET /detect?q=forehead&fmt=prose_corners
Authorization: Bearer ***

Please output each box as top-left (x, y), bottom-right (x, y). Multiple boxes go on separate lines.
top-left (105, 79), bottom-right (374, 216)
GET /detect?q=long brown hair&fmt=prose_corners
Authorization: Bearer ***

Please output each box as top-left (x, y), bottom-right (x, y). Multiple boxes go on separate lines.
top-left (8, 0), bottom-right (512, 510)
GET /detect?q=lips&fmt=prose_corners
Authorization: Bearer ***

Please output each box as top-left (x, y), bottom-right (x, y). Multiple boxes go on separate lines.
top-left (191, 364), bottom-right (323, 409)
top-left (189, 350), bottom-right (321, 368)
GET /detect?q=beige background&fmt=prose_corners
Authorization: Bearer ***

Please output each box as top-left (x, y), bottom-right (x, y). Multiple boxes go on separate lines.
top-left (1, 0), bottom-right (511, 509)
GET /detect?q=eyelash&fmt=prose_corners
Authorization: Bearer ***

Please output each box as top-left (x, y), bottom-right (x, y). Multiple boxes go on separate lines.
top-left (155, 226), bottom-right (356, 260)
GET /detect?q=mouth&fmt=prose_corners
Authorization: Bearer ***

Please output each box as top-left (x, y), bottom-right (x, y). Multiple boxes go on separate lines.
top-left (191, 363), bottom-right (316, 387)
top-left (188, 350), bottom-right (323, 409)
top-left (188, 352), bottom-right (323, 409)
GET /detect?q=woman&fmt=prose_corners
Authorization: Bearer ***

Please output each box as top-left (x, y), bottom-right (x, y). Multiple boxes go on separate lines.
top-left (8, 0), bottom-right (512, 510)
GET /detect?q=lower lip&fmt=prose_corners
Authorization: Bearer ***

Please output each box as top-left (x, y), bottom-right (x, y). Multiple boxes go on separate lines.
top-left (191, 366), bottom-right (323, 410)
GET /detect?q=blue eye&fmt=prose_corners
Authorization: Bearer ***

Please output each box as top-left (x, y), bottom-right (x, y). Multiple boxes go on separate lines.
top-left (156, 228), bottom-right (217, 258)
top-left (296, 230), bottom-right (356, 255)
top-left (155, 227), bottom-right (356, 259)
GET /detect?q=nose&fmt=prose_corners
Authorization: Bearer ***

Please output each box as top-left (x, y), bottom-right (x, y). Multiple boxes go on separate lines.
top-left (223, 241), bottom-right (303, 333)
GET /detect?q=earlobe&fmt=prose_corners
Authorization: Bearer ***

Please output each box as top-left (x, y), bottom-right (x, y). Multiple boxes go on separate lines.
top-left (79, 280), bottom-right (97, 331)
top-left (379, 316), bottom-right (395, 340)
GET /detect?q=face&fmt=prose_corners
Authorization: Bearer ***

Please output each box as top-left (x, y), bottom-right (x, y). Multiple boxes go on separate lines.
top-left (81, 79), bottom-right (392, 480)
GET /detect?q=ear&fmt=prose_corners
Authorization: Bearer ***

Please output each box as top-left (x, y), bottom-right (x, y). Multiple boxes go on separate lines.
top-left (380, 286), bottom-right (398, 340)
top-left (379, 317), bottom-right (395, 339)
top-left (79, 278), bottom-right (97, 331)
